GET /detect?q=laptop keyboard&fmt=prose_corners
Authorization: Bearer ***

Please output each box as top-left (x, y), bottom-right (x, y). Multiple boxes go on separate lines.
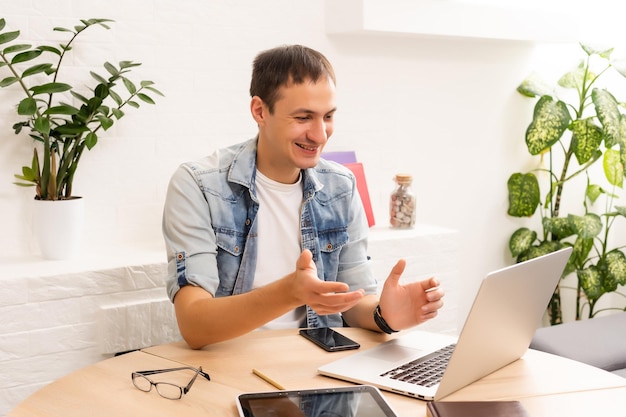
top-left (379, 343), bottom-right (456, 387)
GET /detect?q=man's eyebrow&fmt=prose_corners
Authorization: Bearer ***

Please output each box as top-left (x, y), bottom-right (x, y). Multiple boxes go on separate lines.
top-left (291, 107), bottom-right (337, 115)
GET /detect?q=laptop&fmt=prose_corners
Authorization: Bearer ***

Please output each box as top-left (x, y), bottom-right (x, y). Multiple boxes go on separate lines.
top-left (318, 247), bottom-right (572, 401)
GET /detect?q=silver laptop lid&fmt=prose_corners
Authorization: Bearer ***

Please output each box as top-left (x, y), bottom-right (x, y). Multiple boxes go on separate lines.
top-left (435, 246), bottom-right (572, 400)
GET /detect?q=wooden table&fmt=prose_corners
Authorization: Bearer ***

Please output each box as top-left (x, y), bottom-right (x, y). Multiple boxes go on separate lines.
top-left (9, 328), bottom-right (626, 417)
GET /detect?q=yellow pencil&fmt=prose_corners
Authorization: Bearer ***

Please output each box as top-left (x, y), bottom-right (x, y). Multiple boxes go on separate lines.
top-left (252, 368), bottom-right (286, 390)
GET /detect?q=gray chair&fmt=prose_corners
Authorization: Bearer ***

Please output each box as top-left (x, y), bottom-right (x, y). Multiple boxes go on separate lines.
top-left (530, 313), bottom-right (626, 378)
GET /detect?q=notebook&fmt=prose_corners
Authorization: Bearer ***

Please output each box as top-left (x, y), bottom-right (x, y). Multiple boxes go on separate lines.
top-left (318, 247), bottom-right (572, 401)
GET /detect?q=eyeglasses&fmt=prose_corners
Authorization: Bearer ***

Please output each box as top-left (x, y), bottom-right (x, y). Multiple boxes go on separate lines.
top-left (131, 366), bottom-right (210, 400)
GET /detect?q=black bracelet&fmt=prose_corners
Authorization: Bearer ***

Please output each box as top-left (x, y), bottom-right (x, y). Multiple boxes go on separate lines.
top-left (373, 305), bottom-right (399, 334)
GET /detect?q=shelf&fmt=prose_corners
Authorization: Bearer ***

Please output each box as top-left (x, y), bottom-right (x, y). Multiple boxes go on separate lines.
top-left (325, 0), bottom-right (579, 43)
top-left (0, 241), bottom-right (166, 280)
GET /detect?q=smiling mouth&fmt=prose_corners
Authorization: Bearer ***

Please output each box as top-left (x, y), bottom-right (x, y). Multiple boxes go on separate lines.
top-left (296, 143), bottom-right (317, 151)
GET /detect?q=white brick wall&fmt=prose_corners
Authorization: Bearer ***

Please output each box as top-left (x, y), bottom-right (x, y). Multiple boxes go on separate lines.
top-left (0, 248), bottom-right (180, 416)
top-left (0, 224), bottom-right (458, 416)
top-left (368, 225), bottom-right (460, 335)
top-left (98, 298), bottom-right (180, 354)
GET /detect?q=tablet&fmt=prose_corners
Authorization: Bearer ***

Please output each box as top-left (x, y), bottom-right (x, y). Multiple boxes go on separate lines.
top-left (236, 385), bottom-right (399, 417)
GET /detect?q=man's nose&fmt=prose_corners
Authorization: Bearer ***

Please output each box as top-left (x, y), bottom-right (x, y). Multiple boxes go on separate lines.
top-left (308, 118), bottom-right (329, 143)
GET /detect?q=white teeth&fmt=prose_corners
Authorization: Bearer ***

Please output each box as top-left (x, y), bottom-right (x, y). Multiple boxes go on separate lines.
top-left (297, 144), bottom-right (316, 151)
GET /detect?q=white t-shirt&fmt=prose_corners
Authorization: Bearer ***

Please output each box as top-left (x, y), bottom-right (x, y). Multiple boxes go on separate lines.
top-left (253, 170), bottom-right (306, 329)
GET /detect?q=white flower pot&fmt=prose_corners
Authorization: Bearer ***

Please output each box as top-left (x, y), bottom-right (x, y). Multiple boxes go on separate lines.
top-left (33, 197), bottom-right (85, 260)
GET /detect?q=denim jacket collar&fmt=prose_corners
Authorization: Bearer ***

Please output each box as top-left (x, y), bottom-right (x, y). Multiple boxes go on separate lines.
top-left (228, 137), bottom-right (324, 199)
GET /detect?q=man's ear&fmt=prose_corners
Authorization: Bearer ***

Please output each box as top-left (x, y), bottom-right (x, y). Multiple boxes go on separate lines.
top-left (250, 96), bottom-right (266, 125)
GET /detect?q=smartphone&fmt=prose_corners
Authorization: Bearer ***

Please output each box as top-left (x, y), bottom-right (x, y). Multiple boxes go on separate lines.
top-left (299, 327), bottom-right (360, 352)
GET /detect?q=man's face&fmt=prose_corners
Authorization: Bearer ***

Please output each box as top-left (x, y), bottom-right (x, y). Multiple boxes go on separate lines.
top-left (253, 76), bottom-right (336, 184)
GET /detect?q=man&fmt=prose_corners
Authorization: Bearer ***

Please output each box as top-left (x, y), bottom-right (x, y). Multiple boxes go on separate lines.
top-left (162, 45), bottom-right (444, 349)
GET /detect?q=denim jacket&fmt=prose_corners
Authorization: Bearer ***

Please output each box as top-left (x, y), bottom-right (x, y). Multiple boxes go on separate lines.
top-left (162, 138), bottom-right (377, 328)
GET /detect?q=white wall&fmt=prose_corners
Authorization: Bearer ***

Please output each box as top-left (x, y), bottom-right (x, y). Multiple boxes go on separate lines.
top-left (1, 0), bottom-right (625, 391)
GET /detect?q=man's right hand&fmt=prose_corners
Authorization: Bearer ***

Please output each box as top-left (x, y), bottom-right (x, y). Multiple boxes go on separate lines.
top-left (290, 249), bottom-right (365, 315)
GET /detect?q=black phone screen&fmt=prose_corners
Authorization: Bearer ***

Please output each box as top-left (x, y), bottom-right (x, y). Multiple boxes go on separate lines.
top-left (299, 328), bottom-right (360, 352)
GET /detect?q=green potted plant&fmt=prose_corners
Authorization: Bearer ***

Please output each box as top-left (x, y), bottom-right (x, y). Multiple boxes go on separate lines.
top-left (507, 43), bottom-right (626, 325)
top-left (0, 17), bottom-right (162, 258)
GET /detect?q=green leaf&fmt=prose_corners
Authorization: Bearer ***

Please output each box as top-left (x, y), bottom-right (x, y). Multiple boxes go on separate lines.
top-left (44, 105), bottom-right (80, 115)
top-left (21, 165), bottom-right (37, 181)
top-left (580, 43), bottom-right (613, 58)
top-left (578, 266), bottom-right (604, 300)
top-left (55, 123), bottom-right (89, 136)
top-left (517, 72), bottom-right (553, 98)
top-left (542, 216), bottom-right (575, 240)
top-left (507, 172), bottom-right (540, 217)
top-left (569, 236), bottom-right (593, 274)
top-left (144, 85), bottom-right (164, 96)
top-left (558, 63), bottom-right (594, 90)
top-left (3, 43), bottom-right (31, 54)
top-left (516, 241), bottom-right (563, 263)
top-left (70, 90), bottom-right (89, 104)
top-left (17, 97), bottom-right (37, 115)
top-left (593, 89), bottom-right (622, 148)
top-left (611, 57), bottom-right (626, 79)
top-left (96, 115), bottom-right (114, 130)
top-left (12, 121), bottom-right (28, 134)
top-left (53, 26), bottom-right (74, 33)
top-left (0, 76), bottom-right (19, 87)
top-left (616, 206), bottom-right (626, 217)
top-left (586, 184), bottom-right (604, 203)
top-left (599, 48), bottom-right (614, 59)
top-left (104, 61), bottom-right (118, 76)
top-left (37, 45), bottom-right (61, 55)
top-left (87, 18), bottom-right (114, 28)
top-left (525, 96), bottom-right (571, 155)
top-left (13, 181), bottom-right (36, 187)
top-left (33, 116), bottom-right (50, 135)
top-left (0, 30), bottom-right (20, 45)
top-left (94, 83), bottom-right (109, 99)
top-left (0, 18), bottom-right (5, 31)
top-left (11, 49), bottom-right (42, 64)
top-left (111, 108), bottom-right (124, 119)
top-left (137, 93), bottom-right (155, 104)
top-left (21, 63), bottom-right (54, 78)
top-left (85, 132), bottom-right (98, 150)
top-left (568, 213), bottom-right (602, 239)
top-left (604, 148), bottom-right (624, 187)
top-left (31, 147), bottom-right (40, 180)
top-left (571, 118), bottom-right (603, 164)
top-left (122, 77), bottom-right (136, 94)
top-left (509, 227), bottom-right (537, 257)
top-left (109, 89), bottom-right (122, 106)
top-left (127, 100), bottom-right (139, 109)
top-left (120, 60), bottom-right (140, 69)
top-left (90, 71), bottom-right (108, 85)
top-left (97, 105), bottom-right (110, 116)
top-left (29, 82), bottom-right (72, 95)
top-left (606, 250), bottom-right (626, 286)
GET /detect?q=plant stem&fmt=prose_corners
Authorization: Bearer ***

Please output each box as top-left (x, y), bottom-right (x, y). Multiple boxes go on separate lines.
top-left (549, 286), bottom-right (563, 325)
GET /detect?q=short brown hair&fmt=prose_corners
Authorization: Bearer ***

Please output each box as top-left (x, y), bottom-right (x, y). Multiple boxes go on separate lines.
top-left (250, 45), bottom-right (336, 113)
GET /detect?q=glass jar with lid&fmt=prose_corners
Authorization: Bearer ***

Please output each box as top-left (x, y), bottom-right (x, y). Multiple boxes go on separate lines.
top-left (389, 174), bottom-right (416, 228)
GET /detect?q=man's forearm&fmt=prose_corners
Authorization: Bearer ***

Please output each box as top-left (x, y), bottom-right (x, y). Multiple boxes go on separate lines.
top-left (174, 281), bottom-right (299, 349)
top-left (342, 294), bottom-right (380, 332)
